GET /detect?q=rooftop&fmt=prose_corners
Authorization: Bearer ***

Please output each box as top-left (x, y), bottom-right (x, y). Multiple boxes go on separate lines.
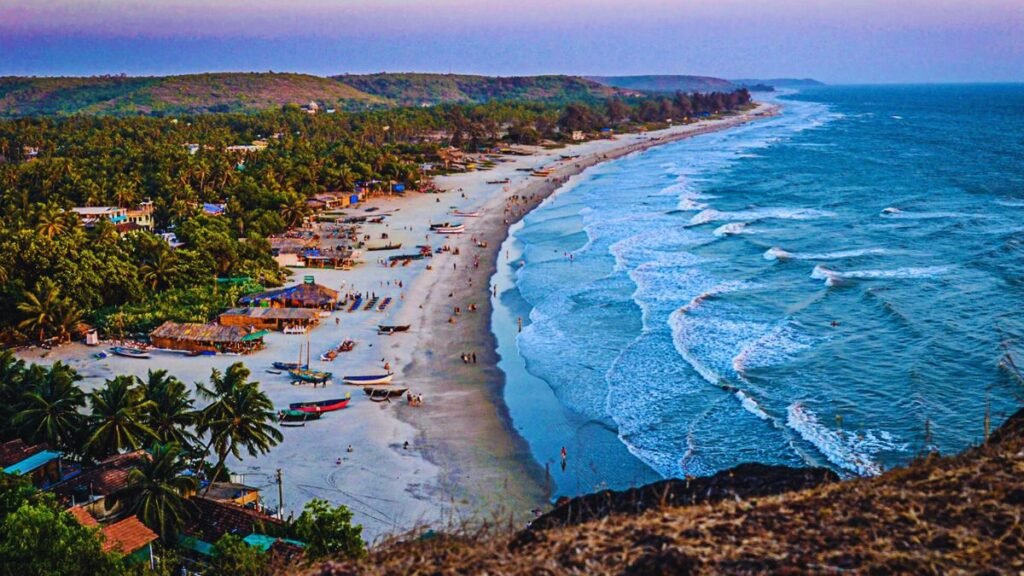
top-left (221, 307), bottom-right (320, 321)
top-left (150, 322), bottom-right (267, 343)
top-left (3, 450), bottom-right (60, 475)
top-left (0, 439), bottom-right (48, 468)
top-left (102, 516), bottom-right (158, 554)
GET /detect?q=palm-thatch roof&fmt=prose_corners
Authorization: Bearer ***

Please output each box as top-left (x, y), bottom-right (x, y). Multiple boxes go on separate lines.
top-left (237, 281), bottom-right (339, 308)
top-left (150, 322), bottom-right (266, 343)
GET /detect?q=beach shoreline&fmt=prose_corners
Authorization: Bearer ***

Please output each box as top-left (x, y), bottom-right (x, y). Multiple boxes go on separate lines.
top-left (395, 102), bottom-right (781, 527)
top-left (12, 102), bottom-right (780, 540)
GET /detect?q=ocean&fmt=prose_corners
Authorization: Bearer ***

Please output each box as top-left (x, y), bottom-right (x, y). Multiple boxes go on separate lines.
top-left (491, 84), bottom-right (1024, 498)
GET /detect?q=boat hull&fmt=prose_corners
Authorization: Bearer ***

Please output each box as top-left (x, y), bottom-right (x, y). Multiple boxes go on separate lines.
top-left (342, 373), bottom-right (394, 385)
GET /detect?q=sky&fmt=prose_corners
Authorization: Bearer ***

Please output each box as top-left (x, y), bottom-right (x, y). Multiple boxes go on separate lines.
top-left (1, 0), bottom-right (1021, 83)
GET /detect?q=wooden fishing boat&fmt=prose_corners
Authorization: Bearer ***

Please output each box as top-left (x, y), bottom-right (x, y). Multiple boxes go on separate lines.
top-left (363, 386), bottom-right (408, 398)
top-left (340, 339), bottom-right (356, 352)
top-left (342, 372), bottom-right (394, 385)
top-left (278, 409), bottom-right (322, 423)
top-left (289, 394), bottom-right (352, 413)
top-left (272, 361), bottom-right (306, 371)
top-left (367, 242), bottom-right (402, 251)
top-left (429, 222), bottom-right (451, 230)
top-left (388, 253), bottom-right (425, 261)
top-left (453, 210), bottom-right (480, 217)
top-left (290, 368), bottom-right (333, 384)
top-left (487, 178), bottom-right (511, 184)
top-left (265, 369), bottom-right (283, 375)
top-left (110, 346), bottom-right (150, 359)
top-left (377, 297), bottom-right (392, 312)
top-left (434, 224), bottom-right (465, 235)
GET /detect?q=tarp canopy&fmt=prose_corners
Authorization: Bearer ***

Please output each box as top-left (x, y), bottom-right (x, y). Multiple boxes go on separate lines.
top-left (4, 450), bottom-right (59, 475)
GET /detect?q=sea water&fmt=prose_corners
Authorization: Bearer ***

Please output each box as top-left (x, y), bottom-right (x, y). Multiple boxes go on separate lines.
top-left (492, 85), bottom-right (1024, 497)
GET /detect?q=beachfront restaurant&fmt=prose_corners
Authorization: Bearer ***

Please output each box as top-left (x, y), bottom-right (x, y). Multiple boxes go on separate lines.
top-left (218, 307), bottom-right (321, 331)
top-left (237, 277), bottom-right (339, 310)
top-left (149, 321), bottom-right (268, 354)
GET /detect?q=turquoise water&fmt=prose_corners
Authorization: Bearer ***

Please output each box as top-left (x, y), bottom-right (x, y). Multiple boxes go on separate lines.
top-left (493, 85), bottom-right (1024, 497)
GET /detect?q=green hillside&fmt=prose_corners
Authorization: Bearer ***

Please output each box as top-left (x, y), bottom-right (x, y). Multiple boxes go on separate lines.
top-left (0, 72), bottom-right (384, 117)
top-left (335, 73), bottom-right (630, 106)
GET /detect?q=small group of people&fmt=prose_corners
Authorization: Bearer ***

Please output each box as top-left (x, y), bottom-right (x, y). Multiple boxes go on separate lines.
top-left (461, 352), bottom-right (478, 364)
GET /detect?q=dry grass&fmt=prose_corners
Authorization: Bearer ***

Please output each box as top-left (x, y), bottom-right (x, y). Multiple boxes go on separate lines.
top-left (301, 408), bottom-right (1024, 575)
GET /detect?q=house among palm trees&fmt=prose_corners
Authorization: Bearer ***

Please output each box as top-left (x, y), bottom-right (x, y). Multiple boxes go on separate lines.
top-left (52, 450), bottom-right (150, 513)
top-left (0, 439), bottom-right (80, 490)
top-left (177, 496), bottom-right (304, 566)
top-left (71, 200), bottom-right (154, 230)
top-left (69, 506), bottom-right (159, 569)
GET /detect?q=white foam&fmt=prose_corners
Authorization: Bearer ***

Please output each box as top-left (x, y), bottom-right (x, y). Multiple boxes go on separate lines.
top-left (812, 264), bottom-right (952, 286)
top-left (731, 323), bottom-right (815, 375)
top-left (786, 402), bottom-right (905, 477)
top-left (736, 390), bottom-right (770, 420)
top-left (880, 208), bottom-right (969, 220)
top-left (690, 207), bottom-right (835, 227)
top-left (765, 247), bottom-right (894, 262)
top-left (763, 247), bottom-right (794, 261)
top-left (713, 222), bottom-right (749, 237)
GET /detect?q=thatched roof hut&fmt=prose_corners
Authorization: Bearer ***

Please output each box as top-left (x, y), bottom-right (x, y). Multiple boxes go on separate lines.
top-left (218, 307), bottom-right (320, 330)
top-left (237, 277), bottom-right (339, 309)
top-left (149, 322), bottom-right (267, 354)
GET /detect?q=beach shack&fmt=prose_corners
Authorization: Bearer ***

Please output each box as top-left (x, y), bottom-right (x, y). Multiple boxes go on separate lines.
top-left (149, 321), bottom-right (268, 354)
top-left (237, 277), bottom-right (339, 310)
top-left (218, 307), bottom-right (321, 332)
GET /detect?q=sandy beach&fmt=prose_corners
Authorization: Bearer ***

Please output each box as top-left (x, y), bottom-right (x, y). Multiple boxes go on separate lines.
top-left (15, 103), bottom-right (778, 541)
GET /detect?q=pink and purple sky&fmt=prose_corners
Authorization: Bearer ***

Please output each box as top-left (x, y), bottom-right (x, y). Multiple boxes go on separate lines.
top-left (1, 0), bottom-right (1021, 82)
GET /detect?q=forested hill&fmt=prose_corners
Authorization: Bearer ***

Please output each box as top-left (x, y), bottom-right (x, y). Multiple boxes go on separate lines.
top-left (588, 74), bottom-right (737, 93)
top-left (0, 73), bottom-right (384, 117)
top-left (334, 73), bottom-right (630, 106)
top-left (0, 72), bottom-right (637, 117)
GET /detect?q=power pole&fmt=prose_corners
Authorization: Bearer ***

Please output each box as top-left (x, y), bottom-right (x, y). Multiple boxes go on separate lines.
top-left (275, 468), bottom-right (284, 519)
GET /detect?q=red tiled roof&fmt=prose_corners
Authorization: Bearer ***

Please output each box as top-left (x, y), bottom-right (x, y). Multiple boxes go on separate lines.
top-left (0, 439), bottom-right (49, 468)
top-left (184, 496), bottom-right (284, 542)
top-left (68, 506), bottom-right (100, 527)
top-left (101, 516), bottom-right (158, 554)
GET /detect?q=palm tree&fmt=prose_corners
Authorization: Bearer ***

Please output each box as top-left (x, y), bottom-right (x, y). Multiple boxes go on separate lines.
top-left (14, 362), bottom-right (87, 451)
top-left (53, 301), bottom-right (85, 344)
top-left (85, 376), bottom-right (158, 459)
top-left (0, 351), bottom-right (27, 440)
top-left (140, 249), bottom-right (179, 291)
top-left (141, 370), bottom-right (198, 449)
top-left (196, 363), bottom-right (282, 490)
top-left (122, 443), bottom-right (198, 543)
top-left (91, 219), bottom-right (119, 247)
top-left (279, 198), bottom-right (309, 228)
top-left (17, 279), bottom-right (63, 343)
top-left (34, 204), bottom-right (71, 239)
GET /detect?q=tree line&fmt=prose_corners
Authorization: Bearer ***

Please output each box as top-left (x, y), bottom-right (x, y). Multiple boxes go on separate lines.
top-left (0, 89), bottom-right (752, 343)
